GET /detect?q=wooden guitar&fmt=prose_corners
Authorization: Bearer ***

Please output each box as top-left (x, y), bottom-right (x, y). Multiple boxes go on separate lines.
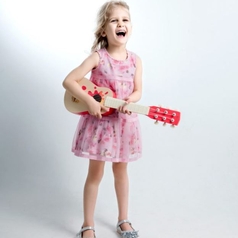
top-left (64, 78), bottom-right (181, 126)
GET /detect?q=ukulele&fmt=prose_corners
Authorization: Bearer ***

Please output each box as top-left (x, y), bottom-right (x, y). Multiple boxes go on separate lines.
top-left (64, 78), bottom-right (181, 126)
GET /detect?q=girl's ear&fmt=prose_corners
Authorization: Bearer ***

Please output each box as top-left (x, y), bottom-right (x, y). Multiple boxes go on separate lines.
top-left (101, 31), bottom-right (106, 37)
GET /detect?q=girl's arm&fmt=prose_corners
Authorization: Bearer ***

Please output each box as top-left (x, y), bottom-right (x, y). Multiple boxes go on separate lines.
top-left (119, 55), bottom-right (143, 114)
top-left (62, 52), bottom-right (107, 118)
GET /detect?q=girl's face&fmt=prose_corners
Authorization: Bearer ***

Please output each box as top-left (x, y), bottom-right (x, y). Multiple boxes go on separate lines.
top-left (102, 7), bottom-right (132, 47)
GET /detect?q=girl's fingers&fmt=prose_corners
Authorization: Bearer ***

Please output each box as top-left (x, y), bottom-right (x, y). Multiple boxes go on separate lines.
top-left (101, 105), bottom-right (109, 113)
top-left (118, 107), bottom-right (131, 115)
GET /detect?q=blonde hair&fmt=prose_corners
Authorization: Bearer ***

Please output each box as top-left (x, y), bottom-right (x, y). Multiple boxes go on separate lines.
top-left (91, 1), bottom-right (130, 52)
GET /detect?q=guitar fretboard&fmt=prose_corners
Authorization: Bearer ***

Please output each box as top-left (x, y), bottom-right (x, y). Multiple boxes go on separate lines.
top-left (104, 97), bottom-right (149, 115)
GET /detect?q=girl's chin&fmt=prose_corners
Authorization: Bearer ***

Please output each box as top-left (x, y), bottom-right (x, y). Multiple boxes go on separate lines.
top-left (116, 37), bottom-right (128, 42)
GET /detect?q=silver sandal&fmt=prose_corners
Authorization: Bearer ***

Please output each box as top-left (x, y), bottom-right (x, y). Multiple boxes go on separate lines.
top-left (76, 226), bottom-right (96, 238)
top-left (116, 220), bottom-right (139, 238)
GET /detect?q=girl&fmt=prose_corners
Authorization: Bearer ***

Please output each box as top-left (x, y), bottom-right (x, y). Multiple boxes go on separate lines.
top-left (63, 1), bottom-right (142, 237)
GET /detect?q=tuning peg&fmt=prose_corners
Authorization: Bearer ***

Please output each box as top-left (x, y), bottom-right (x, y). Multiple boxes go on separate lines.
top-left (171, 125), bottom-right (176, 128)
top-left (163, 122), bottom-right (166, 126)
top-left (155, 107), bottom-right (160, 113)
top-left (154, 120), bottom-right (159, 125)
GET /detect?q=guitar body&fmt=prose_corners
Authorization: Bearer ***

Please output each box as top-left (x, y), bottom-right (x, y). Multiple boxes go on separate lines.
top-left (64, 78), bottom-right (116, 116)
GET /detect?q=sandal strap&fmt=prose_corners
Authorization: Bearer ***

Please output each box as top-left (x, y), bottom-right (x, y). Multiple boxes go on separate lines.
top-left (76, 226), bottom-right (95, 237)
top-left (117, 220), bottom-right (132, 227)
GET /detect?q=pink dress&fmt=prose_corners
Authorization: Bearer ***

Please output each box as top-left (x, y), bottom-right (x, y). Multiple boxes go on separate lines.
top-left (72, 48), bottom-right (142, 162)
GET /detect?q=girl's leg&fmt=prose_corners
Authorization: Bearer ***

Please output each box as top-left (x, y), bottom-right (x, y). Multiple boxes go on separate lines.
top-left (82, 160), bottom-right (105, 237)
top-left (112, 162), bottom-right (133, 231)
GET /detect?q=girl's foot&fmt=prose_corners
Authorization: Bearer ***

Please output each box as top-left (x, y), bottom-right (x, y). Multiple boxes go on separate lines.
top-left (117, 220), bottom-right (139, 238)
top-left (120, 222), bottom-right (134, 231)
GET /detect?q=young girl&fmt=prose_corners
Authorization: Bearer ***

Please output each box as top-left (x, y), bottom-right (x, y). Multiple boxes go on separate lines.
top-left (63, 1), bottom-right (142, 237)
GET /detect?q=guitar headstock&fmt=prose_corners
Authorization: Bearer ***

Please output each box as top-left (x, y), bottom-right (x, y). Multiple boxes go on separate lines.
top-left (148, 106), bottom-right (181, 126)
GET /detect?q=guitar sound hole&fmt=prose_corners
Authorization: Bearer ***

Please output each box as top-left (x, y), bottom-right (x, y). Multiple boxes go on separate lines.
top-left (93, 94), bottom-right (102, 102)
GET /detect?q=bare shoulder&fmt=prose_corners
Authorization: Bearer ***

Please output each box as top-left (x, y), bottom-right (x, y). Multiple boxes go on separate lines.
top-left (132, 54), bottom-right (142, 73)
top-left (135, 55), bottom-right (142, 67)
top-left (63, 51), bottom-right (100, 83)
top-left (83, 51), bottom-right (100, 68)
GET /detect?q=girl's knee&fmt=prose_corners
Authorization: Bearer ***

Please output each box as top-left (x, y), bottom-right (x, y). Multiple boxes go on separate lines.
top-left (87, 160), bottom-right (105, 182)
top-left (87, 169), bottom-right (104, 182)
top-left (112, 162), bottom-right (128, 178)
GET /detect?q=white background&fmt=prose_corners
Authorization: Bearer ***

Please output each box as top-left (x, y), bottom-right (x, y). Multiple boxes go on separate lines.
top-left (0, 0), bottom-right (238, 237)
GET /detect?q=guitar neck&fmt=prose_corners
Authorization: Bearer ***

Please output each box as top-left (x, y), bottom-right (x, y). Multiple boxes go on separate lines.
top-left (104, 97), bottom-right (149, 115)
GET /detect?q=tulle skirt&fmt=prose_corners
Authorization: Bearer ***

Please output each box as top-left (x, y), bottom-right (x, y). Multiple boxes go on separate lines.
top-left (72, 112), bottom-right (142, 162)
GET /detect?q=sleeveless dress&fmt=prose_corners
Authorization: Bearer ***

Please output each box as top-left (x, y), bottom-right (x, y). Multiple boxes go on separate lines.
top-left (72, 48), bottom-right (142, 162)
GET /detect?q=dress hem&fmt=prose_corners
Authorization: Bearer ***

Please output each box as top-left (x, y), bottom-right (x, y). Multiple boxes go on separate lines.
top-left (72, 150), bottom-right (141, 163)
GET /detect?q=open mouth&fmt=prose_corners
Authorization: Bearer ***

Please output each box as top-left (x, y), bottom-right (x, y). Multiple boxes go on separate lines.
top-left (116, 31), bottom-right (126, 37)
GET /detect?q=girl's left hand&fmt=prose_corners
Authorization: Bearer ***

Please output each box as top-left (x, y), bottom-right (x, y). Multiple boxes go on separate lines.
top-left (118, 99), bottom-right (131, 115)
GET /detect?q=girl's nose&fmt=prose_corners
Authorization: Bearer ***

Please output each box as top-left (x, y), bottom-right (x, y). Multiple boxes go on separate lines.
top-left (118, 21), bottom-right (124, 27)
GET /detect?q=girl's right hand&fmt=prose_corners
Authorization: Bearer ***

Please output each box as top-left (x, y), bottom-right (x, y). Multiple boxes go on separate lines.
top-left (87, 99), bottom-right (108, 119)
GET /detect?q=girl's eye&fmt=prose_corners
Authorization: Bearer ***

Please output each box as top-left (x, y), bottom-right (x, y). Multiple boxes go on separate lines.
top-left (123, 19), bottom-right (129, 22)
top-left (111, 19), bottom-right (117, 23)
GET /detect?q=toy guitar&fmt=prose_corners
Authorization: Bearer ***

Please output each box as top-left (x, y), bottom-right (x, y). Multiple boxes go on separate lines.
top-left (64, 78), bottom-right (181, 126)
